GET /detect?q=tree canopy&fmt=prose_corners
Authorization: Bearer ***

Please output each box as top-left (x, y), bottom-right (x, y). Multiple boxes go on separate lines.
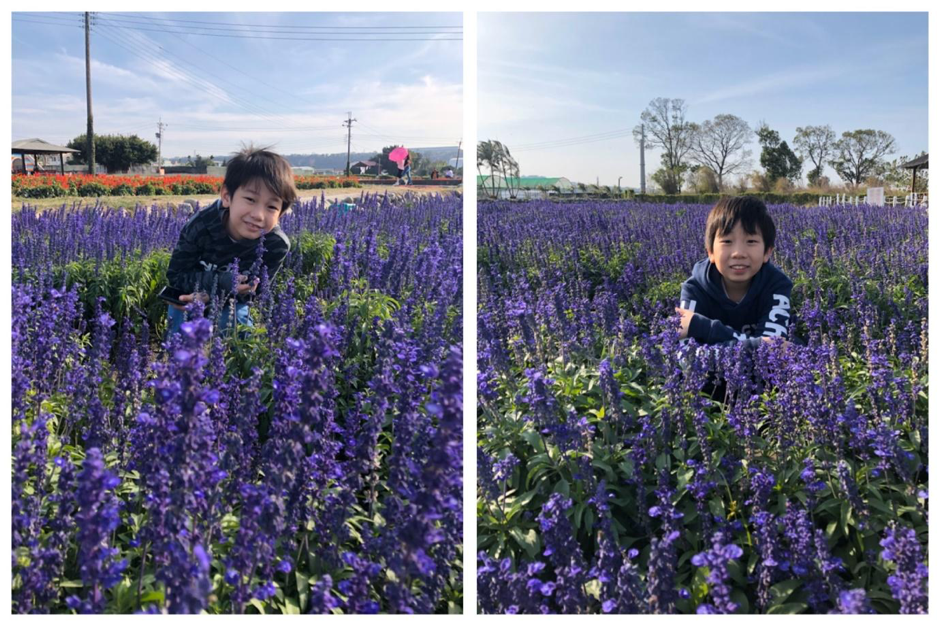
top-left (756, 123), bottom-right (802, 183)
top-left (829, 129), bottom-right (897, 187)
top-left (67, 134), bottom-right (158, 173)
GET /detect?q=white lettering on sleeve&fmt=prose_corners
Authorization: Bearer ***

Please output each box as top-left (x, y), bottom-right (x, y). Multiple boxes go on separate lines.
top-left (680, 299), bottom-right (697, 313)
top-left (768, 294), bottom-right (791, 324)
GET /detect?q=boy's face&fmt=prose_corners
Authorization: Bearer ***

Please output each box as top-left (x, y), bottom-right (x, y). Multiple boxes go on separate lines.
top-left (707, 221), bottom-right (773, 290)
top-left (220, 178), bottom-right (283, 241)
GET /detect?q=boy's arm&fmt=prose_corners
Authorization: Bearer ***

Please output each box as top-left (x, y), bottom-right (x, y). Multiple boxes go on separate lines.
top-left (747, 275), bottom-right (793, 341)
top-left (681, 278), bottom-right (792, 347)
top-left (680, 281), bottom-right (743, 344)
top-left (166, 218), bottom-right (235, 295)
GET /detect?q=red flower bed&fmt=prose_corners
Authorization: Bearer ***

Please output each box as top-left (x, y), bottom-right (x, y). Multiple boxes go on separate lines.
top-left (12, 173), bottom-right (361, 199)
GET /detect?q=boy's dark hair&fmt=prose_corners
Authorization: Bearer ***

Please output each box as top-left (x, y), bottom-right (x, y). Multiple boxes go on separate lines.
top-left (223, 144), bottom-right (298, 212)
top-left (705, 195), bottom-right (776, 253)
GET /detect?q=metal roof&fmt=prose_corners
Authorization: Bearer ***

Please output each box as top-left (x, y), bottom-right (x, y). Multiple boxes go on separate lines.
top-left (902, 153), bottom-right (928, 169)
top-left (12, 138), bottom-right (80, 154)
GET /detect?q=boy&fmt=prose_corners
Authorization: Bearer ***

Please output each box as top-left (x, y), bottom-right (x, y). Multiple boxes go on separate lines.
top-left (676, 196), bottom-right (792, 347)
top-left (165, 145), bottom-right (297, 336)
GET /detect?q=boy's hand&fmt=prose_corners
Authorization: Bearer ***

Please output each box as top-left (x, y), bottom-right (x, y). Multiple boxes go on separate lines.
top-left (762, 336), bottom-right (793, 348)
top-left (170, 292), bottom-right (210, 311)
top-left (675, 307), bottom-right (694, 339)
top-left (234, 274), bottom-right (260, 295)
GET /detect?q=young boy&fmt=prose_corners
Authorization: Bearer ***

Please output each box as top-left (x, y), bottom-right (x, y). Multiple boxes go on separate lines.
top-left (676, 196), bottom-right (793, 347)
top-left (165, 145), bottom-right (297, 336)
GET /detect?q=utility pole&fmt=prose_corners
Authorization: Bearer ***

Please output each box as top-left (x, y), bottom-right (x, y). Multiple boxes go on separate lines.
top-left (639, 123), bottom-right (646, 194)
top-left (343, 112), bottom-right (356, 177)
top-left (454, 139), bottom-right (462, 172)
top-left (84, 12), bottom-right (95, 175)
top-left (155, 118), bottom-right (166, 174)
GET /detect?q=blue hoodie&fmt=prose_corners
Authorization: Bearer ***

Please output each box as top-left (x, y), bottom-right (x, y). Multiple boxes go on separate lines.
top-left (679, 259), bottom-right (793, 347)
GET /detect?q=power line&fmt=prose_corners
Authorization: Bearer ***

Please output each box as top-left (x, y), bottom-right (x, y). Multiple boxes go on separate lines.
top-left (103, 12), bottom-right (461, 30)
top-left (156, 27), bottom-right (317, 112)
top-left (93, 20), bottom-right (359, 129)
top-left (92, 18), bottom-right (461, 41)
top-left (511, 128), bottom-right (637, 152)
top-left (92, 22), bottom-right (308, 130)
top-left (169, 123), bottom-right (341, 132)
top-left (356, 122), bottom-right (458, 144)
top-left (95, 13), bottom-right (461, 35)
top-left (12, 15), bottom-right (83, 28)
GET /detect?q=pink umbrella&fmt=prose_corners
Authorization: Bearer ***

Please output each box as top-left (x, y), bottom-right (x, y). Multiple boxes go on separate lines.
top-left (388, 146), bottom-right (408, 165)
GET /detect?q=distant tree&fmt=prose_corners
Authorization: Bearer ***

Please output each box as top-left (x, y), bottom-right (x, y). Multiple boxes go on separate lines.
top-left (368, 146), bottom-right (420, 177)
top-left (689, 114), bottom-right (752, 190)
top-left (793, 124), bottom-right (835, 186)
top-left (67, 133), bottom-right (158, 173)
top-left (409, 150), bottom-right (427, 175)
top-left (755, 123), bottom-right (802, 184)
top-left (478, 140), bottom-right (517, 198)
top-left (373, 145), bottom-right (402, 177)
top-left (650, 154), bottom-right (689, 195)
top-left (687, 164), bottom-right (720, 194)
top-left (829, 129), bottom-right (897, 187)
top-left (878, 151), bottom-right (928, 193)
top-left (192, 154), bottom-right (213, 169)
top-left (634, 98), bottom-right (697, 194)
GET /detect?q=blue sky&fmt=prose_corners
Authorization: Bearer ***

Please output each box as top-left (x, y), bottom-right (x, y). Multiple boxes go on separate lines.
top-left (479, 12), bottom-right (928, 188)
top-left (12, 12), bottom-right (462, 159)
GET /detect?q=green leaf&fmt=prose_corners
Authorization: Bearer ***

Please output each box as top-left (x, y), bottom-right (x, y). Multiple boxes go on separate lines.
top-left (59, 579), bottom-right (84, 588)
top-left (708, 498), bottom-right (726, 520)
top-left (139, 590), bottom-right (164, 605)
top-left (618, 459), bottom-right (635, 479)
top-left (767, 602), bottom-right (808, 614)
top-left (281, 596), bottom-right (301, 614)
top-left (768, 579), bottom-right (803, 606)
top-left (731, 589), bottom-right (749, 614)
top-left (555, 477), bottom-right (570, 497)
top-left (509, 527), bottom-right (540, 559)
top-left (297, 572), bottom-right (309, 610)
top-left (521, 429), bottom-right (544, 452)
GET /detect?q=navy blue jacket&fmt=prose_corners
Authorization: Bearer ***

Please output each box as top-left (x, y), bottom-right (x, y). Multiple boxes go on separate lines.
top-left (679, 259), bottom-right (793, 347)
top-left (166, 199), bottom-right (290, 303)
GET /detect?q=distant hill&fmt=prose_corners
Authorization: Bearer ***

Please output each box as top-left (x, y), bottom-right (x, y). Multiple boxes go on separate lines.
top-left (283, 146), bottom-right (462, 170)
top-left (166, 146), bottom-right (462, 171)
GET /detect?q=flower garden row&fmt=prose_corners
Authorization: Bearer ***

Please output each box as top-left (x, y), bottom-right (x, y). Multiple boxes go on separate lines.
top-left (12, 192), bottom-right (462, 613)
top-left (12, 173), bottom-right (361, 199)
top-left (477, 200), bottom-right (928, 614)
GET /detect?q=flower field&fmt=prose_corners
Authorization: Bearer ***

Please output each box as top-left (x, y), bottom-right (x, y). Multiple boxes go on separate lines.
top-left (12, 192), bottom-right (462, 613)
top-left (12, 173), bottom-right (361, 199)
top-left (477, 200), bottom-right (927, 614)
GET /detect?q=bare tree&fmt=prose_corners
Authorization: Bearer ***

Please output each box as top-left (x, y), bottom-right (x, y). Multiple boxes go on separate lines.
top-left (793, 125), bottom-right (836, 185)
top-left (633, 98), bottom-right (697, 194)
top-left (829, 129), bottom-right (896, 187)
top-left (689, 114), bottom-right (752, 191)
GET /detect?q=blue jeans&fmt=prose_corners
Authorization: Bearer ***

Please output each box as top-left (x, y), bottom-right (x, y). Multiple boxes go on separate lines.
top-left (166, 302), bottom-right (252, 338)
top-left (403, 165), bottom-right (412, 185)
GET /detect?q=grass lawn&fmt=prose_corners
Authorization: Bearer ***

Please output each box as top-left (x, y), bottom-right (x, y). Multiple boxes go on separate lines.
top-left (13, 184), bottom-right (460, 213)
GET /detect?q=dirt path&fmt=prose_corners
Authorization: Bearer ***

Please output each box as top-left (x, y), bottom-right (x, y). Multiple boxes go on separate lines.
top-left (13, 184), bottom-right (461, 212)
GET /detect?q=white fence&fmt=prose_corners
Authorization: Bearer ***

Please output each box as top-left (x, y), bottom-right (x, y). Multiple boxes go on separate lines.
top-left (818, 192), bottom-right (928, 208)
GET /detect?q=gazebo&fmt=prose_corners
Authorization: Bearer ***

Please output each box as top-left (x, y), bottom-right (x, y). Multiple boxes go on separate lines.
top-left (902, 153), bottom-right (928, 193)
top-left (12, 138), bottom-right (80, 175)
